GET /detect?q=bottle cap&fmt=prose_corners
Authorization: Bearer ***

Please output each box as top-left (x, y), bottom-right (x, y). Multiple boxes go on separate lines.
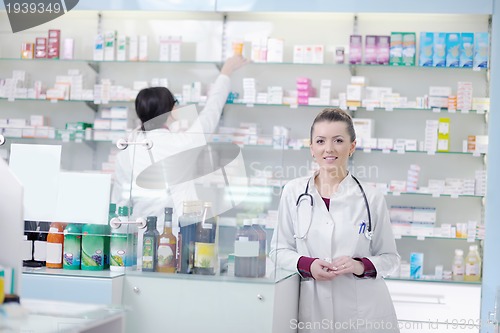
top-left (109, 203), bottom-right (116, 213)
top-left (147, 216), bottom-right (157, 227)
top-left (455, 249), bottom-right (463, 256)
top-left (164, 207), bottom-right (173, 215)
top-left (118, 206), bottom-right (129, 216)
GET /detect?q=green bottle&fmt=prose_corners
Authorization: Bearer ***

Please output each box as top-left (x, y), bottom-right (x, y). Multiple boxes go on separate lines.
top-left (142, 216), bottom-right (159, 272)
top-left (63, 224), bottom-right (82, 270)
top-left (81, 224), bottom-right (105, 271)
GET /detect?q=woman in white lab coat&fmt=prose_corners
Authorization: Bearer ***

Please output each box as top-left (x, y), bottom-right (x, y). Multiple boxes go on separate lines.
top-left (270, 108), bottom-right (400, 333)
top-left (111, 55), bottom-right (249, 220)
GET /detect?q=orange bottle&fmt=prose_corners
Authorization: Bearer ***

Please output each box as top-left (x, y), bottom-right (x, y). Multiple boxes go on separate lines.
top-left (46, 222), bottom-right (66, 269)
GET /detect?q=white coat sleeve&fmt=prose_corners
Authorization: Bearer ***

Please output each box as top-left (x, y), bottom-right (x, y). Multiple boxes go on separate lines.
top-left (269, 183), bottom-right (302, 272)
top-left (197, 74), bottom-right (231, 134)
top-left (111, 149), bottom-right (132, 207)
top-left (365, 191), bottom-right (401, 278)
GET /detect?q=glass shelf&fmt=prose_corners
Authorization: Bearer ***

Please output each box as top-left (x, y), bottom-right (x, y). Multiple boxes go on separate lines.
top-left (386, 277), bottom-right (481, 285)
top-left (22, 267), bottom-right (124, 279)
top-left (386, 191), bottom-right (483, 198)
top-left (0, 57), bottom-right (488, 72)
top-left (354, 147), bottom-right (485, 156)
top-left (396, 235), bottom-right (482, 241)
top-left (228, 102), bottom-right (487, 114)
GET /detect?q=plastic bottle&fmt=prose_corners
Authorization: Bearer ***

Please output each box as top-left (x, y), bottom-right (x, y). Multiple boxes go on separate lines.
top-left (252, 218), bottom-right (267, 278)
top-left (142, 216), bottom-right (160, 272)
top-left (110, 206), bottom-right (132, 272)
top-left (0, 267), bottom-right (5, 304)
top-left (63, 224), bottom-right (82, 270)
top-left (452, 249), bottom-right (465, 281)
top-left (81, 224), bottom-right (105, 271)
top-left (464, 245), bottom-right (482, 282)
top-left (157, 207), bottom-right (177, 273)
top-left (234, 219), bottom-right (259, 278)
top-left (46, 222), bottom-right (66, 269)
top-left (178, 201), bottom-right (202, 274)
top-left (194, 202), bottom-right (217, 275)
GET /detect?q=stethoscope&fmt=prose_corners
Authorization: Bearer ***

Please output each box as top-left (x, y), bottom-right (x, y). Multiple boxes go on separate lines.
top-left (294, 174), bottom-right (373, 240)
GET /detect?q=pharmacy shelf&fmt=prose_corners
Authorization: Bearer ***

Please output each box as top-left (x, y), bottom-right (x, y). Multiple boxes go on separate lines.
top-left (23, 267), bottom-right (124, 278)
top-left (228, 102), bottom-right (488, 114)
top-left (386, 276), bottom-right (481, 285)
top-left (396, 235), bottom-right (483, 241)
top-left (385, 191), bottom-right (483, 198)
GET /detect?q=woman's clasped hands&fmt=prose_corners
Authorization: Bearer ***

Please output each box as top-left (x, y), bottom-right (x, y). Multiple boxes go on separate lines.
top-left (310, 256), bottom-right (365, 281)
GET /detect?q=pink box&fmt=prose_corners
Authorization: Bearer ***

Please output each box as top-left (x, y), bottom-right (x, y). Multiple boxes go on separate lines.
top-left (377, 36), bottom-right (390, 65)
top-left (296, 77), bottom-right (311, 84)
top-left (349, 35), bottom-right (362, 64)
top-left (298, 97), bottom-right (309, 105)
top-left (296, 83), bottom-right (312, 91)
top-left (297, 88), bottom-right (316, 97)
top-left (47, 29), bottom-right (60, 59)
top-left (364, 35), bottom-right (377, 64)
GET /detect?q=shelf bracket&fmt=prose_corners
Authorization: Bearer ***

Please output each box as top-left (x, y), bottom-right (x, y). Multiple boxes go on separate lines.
top-left (85, 101), bottom-right (99, 112)
top-left (221, 12), bottom-right (228, 64)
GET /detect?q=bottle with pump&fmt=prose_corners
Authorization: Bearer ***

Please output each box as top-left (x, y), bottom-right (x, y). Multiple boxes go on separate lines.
top-left (178, 201), bottom-right (202, 274)
top-left (452, 249), bottom-right (465, 281)
top-left (63, 223), bottom-right (82, 270)
top-left (46, 222), bottom-right (66, 269)
top-left (252, 218), bottom-right (267, 278)
top-left (157, 207), bottom-right (177, 273)
top-left (464, 245), bottom-right (482, 282)
top-left (194, 202), bottom-right (217, 275)
top-left (234, 219), bottom-right (259, 278)
top-left (142, 216), bottom-right (159, 272)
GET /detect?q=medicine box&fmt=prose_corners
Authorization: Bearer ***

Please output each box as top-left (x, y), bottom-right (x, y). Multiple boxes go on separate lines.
top-left (473, 32), bottom-right (489, 68)
top-left (433, 32), bottom-right (447, 67)
top-left (349, 35), bottom-right (362, 64)
top-left (402, 32), bottom-right (416, 66)
top-left (445, 33), bottom-right (460, 67)
top-left (419, 32), bottom-right (433, 67)
top-left (389, 32), bottom-right (403, 66)
top-left (376, 36), bottom-right (390, 65)
top-left (460, 33), bottom-right (474, 68)
top-left (364, 35), bottom-right (377, 64)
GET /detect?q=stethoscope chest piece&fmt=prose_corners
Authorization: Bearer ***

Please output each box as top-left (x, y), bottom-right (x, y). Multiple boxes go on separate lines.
top-left (365, 230), bottom-right (373, 240)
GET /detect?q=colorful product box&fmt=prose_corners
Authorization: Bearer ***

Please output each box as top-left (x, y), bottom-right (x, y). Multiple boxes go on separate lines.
top-left (93, 34), bottom-right (104, 61)
top-left (459, 33), bottom-right (474, 68)
top-left (419, 32), bottom-right (433, 67)
top-left (402, 32), bottom-right (416, 66)
top-left (433, 32), bottom-right (446, 67)
top-left (376, 36), bottom-right (390, 65)
top-left (21, 43), bottom-right (34, 59)
top-left (437, 118), bottom-right (450, 152)
top-left (104, 31), bottom-right (116, 61)
top-left (349, 35), bottom-right (362, 64)
top-left (47, 29), bottom-right (60, 59)
top-left (445, 33), bottom-right (460, 67)
top-left (364, 35), bottom-right (377, 64)
top-left (473, 32), bottom-right (489, 68)
top-left (34, 37), bottom-right (47, 58)
top-left (389, 32), bottom-right (403, 66)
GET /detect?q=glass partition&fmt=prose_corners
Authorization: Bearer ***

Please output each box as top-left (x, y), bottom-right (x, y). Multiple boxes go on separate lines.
top-left (116, 127), bottom-right (297, 283)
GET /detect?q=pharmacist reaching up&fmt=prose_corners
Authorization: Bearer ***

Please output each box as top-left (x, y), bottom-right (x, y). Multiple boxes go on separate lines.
top-left (270, 108), bottom-right (401, 332)
top-left (111, 55), bottom-right (249, 222)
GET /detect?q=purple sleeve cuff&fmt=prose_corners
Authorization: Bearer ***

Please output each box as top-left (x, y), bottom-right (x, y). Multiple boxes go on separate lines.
top-left (353, 257), bottom-right (377, 278)
top-left (297, 256), bottom-right (318, 279)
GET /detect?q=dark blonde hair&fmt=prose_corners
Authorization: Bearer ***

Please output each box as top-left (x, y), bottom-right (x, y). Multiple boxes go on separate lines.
top-left (310, 108), bottom-right (356, 142)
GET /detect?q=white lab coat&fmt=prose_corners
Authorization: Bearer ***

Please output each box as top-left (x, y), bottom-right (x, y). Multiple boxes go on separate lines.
top-left (111, 74), bottom-right (231, 221)
top-left (270, 173), bottom-right (401, 333)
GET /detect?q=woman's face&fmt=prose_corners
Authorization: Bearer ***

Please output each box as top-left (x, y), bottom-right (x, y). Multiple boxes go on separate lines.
top-left (310, 120), bottom-right (356, 173)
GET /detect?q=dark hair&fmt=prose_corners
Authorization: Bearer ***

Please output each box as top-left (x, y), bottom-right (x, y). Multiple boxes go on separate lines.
top-left (135, 87), bottom-right (176, 130)
top-left (310, 108), bottom-right (356, 142)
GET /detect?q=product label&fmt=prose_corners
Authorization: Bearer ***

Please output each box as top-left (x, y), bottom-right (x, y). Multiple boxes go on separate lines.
top-left (46, 242), bottom-right (63, 264)
top-left (157, 244), bottom-right (175, 268)
top-left (110, 234), bottom-right (128, 267)
top-left (63, 236), bottom-right (81, 267)
top-left (33, 241), bottom-right (47, 261)
top-left (234, 240), bottom-right (259, 257)
top-left (466, 263), bottom-right (479, 276)
top-left (142, 237), bottom-right (154, 269)
top-left (82, 235), bottom-right (105, 268)
top-left (194, 242), bottom-right (215, 269)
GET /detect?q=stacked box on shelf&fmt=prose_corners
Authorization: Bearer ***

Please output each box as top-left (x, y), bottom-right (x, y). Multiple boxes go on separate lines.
top-left (296, 77), bottom-right (314, 105)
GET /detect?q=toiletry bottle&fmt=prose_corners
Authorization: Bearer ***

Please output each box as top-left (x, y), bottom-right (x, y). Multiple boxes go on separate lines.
top-left (464, 245), bottom-right (482, 282)
top-left (178, 201), bottom-right (202, 274)
top-left (234, 219), bottom-right (259, 278)
top-left (33, 221), bottom-right (50, 266)
top-left (46, 222), bottom-right (66, 269)
top-left (81, 224), bottom-right (105, 271)
top-left (252, 218), bottom-right (267, 278)
top-left (63, 223), bottom-right (82, 270)
top-left (110, 206), bottom-right (130, 272)
top-left (194, 202), bottom-right (217, 275)
top-left (452, 249), bottom-right (465, 281)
